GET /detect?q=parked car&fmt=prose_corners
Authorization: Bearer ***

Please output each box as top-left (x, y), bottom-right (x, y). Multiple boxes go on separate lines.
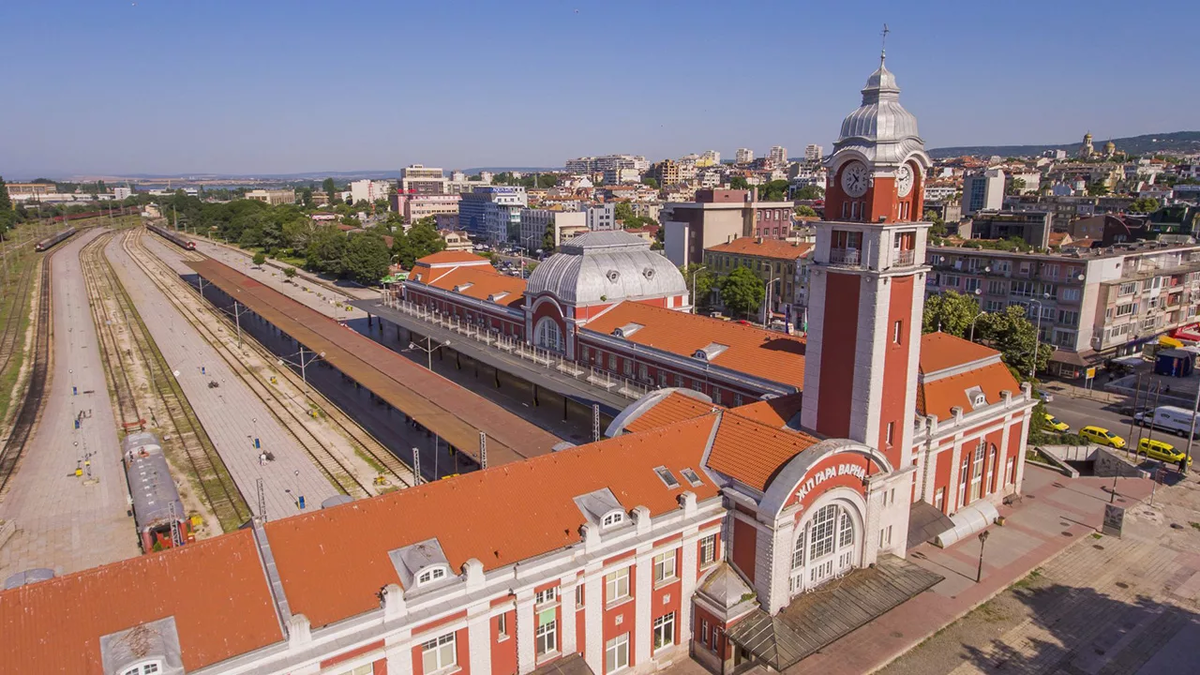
top-left (1043, 413), bottom-right (1070, 433)
top-left (1036, 389), bottom-right (1054, 403)
top-left (1080, 425), bottom-right (1127, 449)
top-left (1136, 438), bottom-right (1193, 466)
top-left (1133, 405), bottom-right (1200, 439)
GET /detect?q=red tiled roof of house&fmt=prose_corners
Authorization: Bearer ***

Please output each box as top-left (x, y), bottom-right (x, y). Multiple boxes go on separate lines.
top-left (706, 411), bottom-right (821, 491)
top-left (416, 250), bottom-right (492, 266)
top-left (918, 361), bottom-right (1021, 421)
top-left (919, 332), bottom-right (999, 375)
top-left (624, 391), bottom-right (721, 434)
top-left (584, 302), bottom-right (806, 388)
top-left (732, 392), bottom-right (804, 428)
top-left (263, 416), bottom-right (721, 628)
top-left (418, 265), bottom-right (527, 308)
top-left (0, 530), bottom-right (283, 673)
top-left (1047, 231), bottom-right (1070, 247)
top-left (705, 237), bottom-right (814, 260)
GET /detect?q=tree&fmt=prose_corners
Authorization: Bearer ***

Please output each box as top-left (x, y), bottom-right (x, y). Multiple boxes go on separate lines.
top-left (757, 180), bottom-right (790, 201)
top-left (542, 223), bottom-right (556, 252)
top-left (1130, 197), bottom-right (1160, 213)
top-left (924, 210), bottom-right (947, 237)
top-left (922, 290), bottom-right (980, 337)
top-left (283, 267), bottom-right (297, 279)
top-left (392, 220), bottom-right (445, 269)
top-left (794, 184), bottom-right (824, 200)
top-left (252, 251), bottom-right (267, 266)
top-left (341, 233), bottom-right (391, 284)
top-left (730, 176), bottom-right (750, 190)
top-left (300, 187), bottom-right (313, 208)
top-left (1006, 177), bottom-right (1026, 195)
top-left (794, 205), bottom-right (818, 218)
top-left (0, 176), bottom-right (14, 237)
top-left (974, 305), bottom-right (1053, 381)
top-left (680, 263), bottom-right (716, 311)
top-left (642, 177), bottom-right (659, 189)
top-left (718, 266), bottom-right (765, 319)
top-left (1086, 181), bottom-right (1110, 196)
top-left (306, 226), bottom-right (348, 275)
top-left (322, 177), bottom-right (337, 196)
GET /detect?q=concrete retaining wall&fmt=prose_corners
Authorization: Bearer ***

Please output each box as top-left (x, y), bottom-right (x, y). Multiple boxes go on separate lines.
top-left (1095, 448), bottom-right (1150, 479)
top-left (1041, 445), bottom-right (1098, 462)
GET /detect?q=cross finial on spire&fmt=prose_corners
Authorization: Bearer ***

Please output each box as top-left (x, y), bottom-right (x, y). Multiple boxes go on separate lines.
top-left (880, 23), bottom-right (890, 63)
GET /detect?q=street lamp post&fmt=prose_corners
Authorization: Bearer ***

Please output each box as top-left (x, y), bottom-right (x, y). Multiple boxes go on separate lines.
top-left (277, 347), bottom-right (326, 395)
top-left (690, 265), bottom-right (707, 315)
top-left (1028, 295), bottom-right (1050, 381)
top-left (976, 530), bottom-right (990, 582)
top-left (968, 308), bottom-right (986, 343)
top-left (409, 336), bottom-right (451, 371)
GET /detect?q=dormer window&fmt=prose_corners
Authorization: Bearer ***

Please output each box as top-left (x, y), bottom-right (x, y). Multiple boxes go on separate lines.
top-left (973, 393), bottom-right (987, 407)
top-left (601, 511), bottom-right (625, 528)
top-left (121, 661), bottom-right (163, 675)
top-left (417, 565), bottom-right (448, 585)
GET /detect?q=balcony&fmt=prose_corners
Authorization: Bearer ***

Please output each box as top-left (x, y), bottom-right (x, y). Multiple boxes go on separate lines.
top-left (894, 249), bottom-right (916, 267)
top-left (829, 248), bottom-right (860, 266)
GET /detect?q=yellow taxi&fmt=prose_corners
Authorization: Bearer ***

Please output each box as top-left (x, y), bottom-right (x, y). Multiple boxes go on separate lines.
top-left (1080, 425), bottom-right (1127, 449)
top-left (1136, 438), bottom-right (1193, 466)
top-left (1043, 413), bottom-right (1070, 433)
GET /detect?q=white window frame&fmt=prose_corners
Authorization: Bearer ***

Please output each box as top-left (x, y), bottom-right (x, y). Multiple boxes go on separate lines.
top-left (605, 633), bottom-right (630, 674)
top-left (601, 511), bottom-right (624, 528)
top-left (497, 613), bottom-right (508, 639)
top-left (653, 549), bottom-right (677, 585)
top-left (535, 587), bottom-right (558, 606)
top-left (699, 534), bottom-right (718, 568)
top-left (417, 566), bottom-right (447, 585)
top-left (536, 611), bottom-right (558, 657)
top-left (121, 662), bottom-right (163, 675)
top-left (605, 567), bottom-right (631, 604)
top-left (421, 633), bottom-right (457, 675)
top-left (652, 612), bottom-right (676, 652)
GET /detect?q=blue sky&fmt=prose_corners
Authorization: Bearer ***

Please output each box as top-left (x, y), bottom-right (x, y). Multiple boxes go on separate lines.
top-left (1, 0), bottom-right (1196, 177)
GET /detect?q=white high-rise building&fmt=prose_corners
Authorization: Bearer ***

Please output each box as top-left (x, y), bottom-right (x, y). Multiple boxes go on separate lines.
top-left (804, 144), bottom-right (823, 162)
top-left (349, 179), bottom-right (392, 205)
top-left (768, 145), bottom-right (788, 165)
top-left (735, 148), bottom-right (754, 164)
top-left (961, 168), bottom-right (1006, 216)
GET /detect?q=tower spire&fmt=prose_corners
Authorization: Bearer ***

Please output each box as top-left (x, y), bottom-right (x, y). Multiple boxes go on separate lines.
top-left (880, 23), bottom-right (890, 64)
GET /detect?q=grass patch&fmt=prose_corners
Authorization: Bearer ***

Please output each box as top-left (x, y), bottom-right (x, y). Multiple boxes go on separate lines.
top-left (1014, 568), bottom-right (1043, 589)
top-left (0, 255), bottom-right (38, 425)
top-left (1092, 532), bottom-right (1103, 539)
top-left (1190, 522), bottom-right (1200, 531)
top-left (1026, 448), bottom-right (1056, 464)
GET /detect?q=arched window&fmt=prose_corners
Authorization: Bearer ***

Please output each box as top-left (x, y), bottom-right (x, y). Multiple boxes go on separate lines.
top-left (601, 511), bottom-right (624, 528)
top-left (791, 502), bottom-right (858, 595)
top-left (417, 566), bottom-right (447, 585)
top-left (535, 317), bottom-right (563, 353)
top-left (121, 661), bottom-right (163, 675)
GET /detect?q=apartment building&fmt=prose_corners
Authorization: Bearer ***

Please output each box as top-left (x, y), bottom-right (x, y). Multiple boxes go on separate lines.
top-left (404, 194), bottom-right (461, 224)
top-left (703, 237), bottom-right (812, 324)
top-left (458, 186), bottom-right (527, 244)
top-left (401, 164), bottom-right (449, 195)
top-left (961, 210), bottom-right (1052, 249)
top-left (586, 203), bottom-right (616, 231)
top-left (244, 189), bottom-right (296, 205)
top-left (662, 189), bottom-right (796, 268)
top-left (518, 209), bottom-right (588, 250)
top-left (349, 179), bottom-right (392, 205)
top-left (926, 242), bottom-right (1200, 377)
top-left (961, 169), bottom-right (1005, 216)
top-left (735, 148), bottom-right (754, 164)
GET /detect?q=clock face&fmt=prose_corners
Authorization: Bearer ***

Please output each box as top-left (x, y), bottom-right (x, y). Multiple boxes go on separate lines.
top-left (840, 161), bottom-right (869, 198)
top-left (896, 164), bottom-right (914, 198)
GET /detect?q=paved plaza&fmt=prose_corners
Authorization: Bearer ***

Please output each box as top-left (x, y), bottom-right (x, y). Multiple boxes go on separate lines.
top-left (0, 230), bottom-right (140, 580)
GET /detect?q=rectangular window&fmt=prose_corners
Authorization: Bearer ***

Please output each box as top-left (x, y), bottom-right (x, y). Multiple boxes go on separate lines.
top-left (699, 534), bottom-right (718, 568)
top-left (535, 587), bottom-right (557, 606)
top-left (606, 567), bottom-right (630, 603)
top-left (1060, 287), bottom-right (1081, 302)
top-left (674, 374), bottom-right (683, 388)
top-left (575, 584), bottom-right (584, 609)
top-left (653, 612), bottom-right (676, 651)
top-left (1057, 310), bottom-right (1079, 326)
top-left (1119, 282), bottom-right (1137, 296)
top-left (893, 320), bottom-right (903, 344)
top-left (497, 613), bottom-right (508, 639)
top-left (421, 633), bottom-right (457, 674)
top-left (1115, 303), bottom-right (1135, 317)
top-left (622, 359), bottom-right (633, 376)
top-left (701, 619), bottom-right (710, 646)
top-left (653, 549), bottom-right (677, 585)
top-left (605, 633), bottom-right (629, 674)
top-left (608, 354), bottom-right (617, 370)
top-left (536, 609), bottom-right (557, 657)
top-left (886, 421), bottom-right (895, 446)
top-left (987, 280), bottom-right (1007, 295)
top-left (964, 278), bottom-right (981, 294)
top-left (638, 363), bottom-right (648, 381)
top-left (733, 393), bottom-right (743, 406)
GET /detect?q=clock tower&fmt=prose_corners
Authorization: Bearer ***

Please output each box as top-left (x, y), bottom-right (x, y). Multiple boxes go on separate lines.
top-left (801, 53), bottom-right (932, 473)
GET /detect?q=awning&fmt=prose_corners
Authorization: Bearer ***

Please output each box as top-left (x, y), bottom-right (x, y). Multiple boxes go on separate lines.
top-left (933, 500), bottom-right (1000, 548)
top-left (907, 501), bottom-right (956, 549)
top-left (725, 555), bottom-right (943, 670)
top-left (1049, 348), bottom-right (1102, 367)
top-left (1160, 335), bottom-right (1185, 349)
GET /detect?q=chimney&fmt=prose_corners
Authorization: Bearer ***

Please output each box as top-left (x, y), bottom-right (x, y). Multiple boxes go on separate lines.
top-left (750, 186), bottom-right (759, 202)
top-left (756, 236), bottom-right (763, 244)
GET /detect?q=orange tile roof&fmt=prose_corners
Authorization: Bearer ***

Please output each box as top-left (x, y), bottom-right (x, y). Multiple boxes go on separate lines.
top-left (705, 237), bottom-right (814, 260)
top-left (419, 265), bottom-right (527, 309)
top-left (918, 361), bottom-right (1021, 421)
top-left (584, 302), bottom-right (806, 388)
top-left (264, 417), bottom-right (721, 628)
top-left (706, 411), bottom-right (821, 491)
top-left (732, 392), bottom-right (804, 428)
top-left (919, 332), bottom-right (1000, 375)
top-left (0, 530), bottom-right (283, 673)
top-left (416, 250), bottom-right (492, 265)
top-left (624, 391), bottom-right (721, 434)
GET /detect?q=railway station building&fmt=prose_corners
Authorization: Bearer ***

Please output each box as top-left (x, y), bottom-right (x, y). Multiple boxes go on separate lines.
top-left (2, 57), bottom-right (1036, 674)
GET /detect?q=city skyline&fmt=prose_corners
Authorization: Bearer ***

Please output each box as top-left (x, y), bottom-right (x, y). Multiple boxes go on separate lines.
top-left (1, 0), bottom-right (1197, 176)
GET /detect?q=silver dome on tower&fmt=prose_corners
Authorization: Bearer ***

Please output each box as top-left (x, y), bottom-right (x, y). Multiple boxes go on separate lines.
top-left (831, 53), bottom-right (929, 168)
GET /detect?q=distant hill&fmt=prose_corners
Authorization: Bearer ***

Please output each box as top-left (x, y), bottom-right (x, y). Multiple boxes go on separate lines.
top-left (928, 131), bottom-right (1200, 159)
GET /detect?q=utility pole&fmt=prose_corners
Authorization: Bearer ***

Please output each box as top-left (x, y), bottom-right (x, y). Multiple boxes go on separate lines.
top-left (1186, 376), bottom-right (1200, 466)
top-left (1127, 371), bottom-right (1142, 449)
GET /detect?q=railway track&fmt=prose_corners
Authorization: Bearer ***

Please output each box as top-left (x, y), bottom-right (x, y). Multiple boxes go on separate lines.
top-left (0, 246), bottom-right (56, 497)
top-left (79, 233), bottom-right (252, 531)
top-left (129, 230), bottom-right (413, 493)
top-left (0, 260), bottom-right (37, 390)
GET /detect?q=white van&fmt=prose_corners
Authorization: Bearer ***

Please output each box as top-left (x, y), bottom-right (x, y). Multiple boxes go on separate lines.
top-left (1134, 405), bottom-right (1200, 439)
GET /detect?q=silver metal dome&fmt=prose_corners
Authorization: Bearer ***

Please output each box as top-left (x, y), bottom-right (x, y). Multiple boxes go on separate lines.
top-left (527, 231), bottom-right (687, 305)
top-left (832, 57), bottom-right (929, 168)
